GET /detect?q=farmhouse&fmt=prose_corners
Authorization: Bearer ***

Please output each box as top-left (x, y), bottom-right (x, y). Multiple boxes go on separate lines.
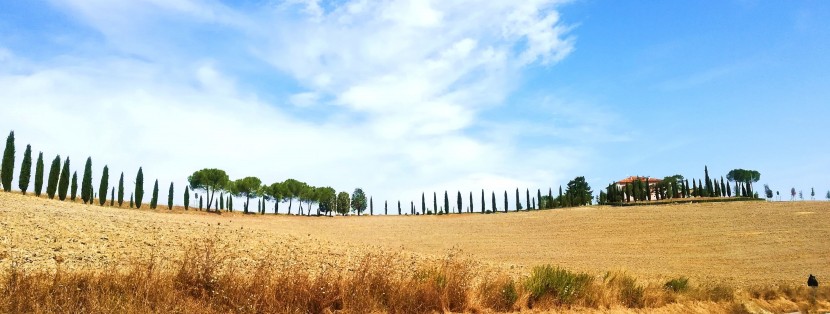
top-left (614, 176), bottom-right (662, 189)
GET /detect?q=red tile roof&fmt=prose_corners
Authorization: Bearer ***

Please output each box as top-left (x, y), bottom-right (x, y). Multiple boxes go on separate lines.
top-left (616, 176), bottom-right (662, 184)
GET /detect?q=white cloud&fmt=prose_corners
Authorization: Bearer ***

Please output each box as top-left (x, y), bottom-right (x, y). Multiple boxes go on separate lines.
top-left (0, 0), bottom-right (605, 211)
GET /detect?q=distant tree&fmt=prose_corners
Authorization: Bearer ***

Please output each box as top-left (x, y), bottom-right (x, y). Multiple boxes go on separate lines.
top-left (135, 167), bottom-right (144, 209)
top-left (279, 179), bottom-right (307, 215)
top-left (566, 176), bottom-right (593, 206)
top-left (385, 200), bottom-right (388, 215)
top-left (799, 191), bottom-right (803, 200)
top-left (1, 131), bottom-right (14, 192)
top-left (149, 179), bottom-right (158, 209)
top-left (117, 172), bottom-right (124, 207)
top-left (704, 166), bottom-right (712, 197)
top-left (34, 152), bottom-right (44, 197)
top-left (334, 191), bottom-right (349, 216)
top-left (81, 157), bottom-right (93, 204)
top-left (317, 187), bottom-right (336, 216)
top-left (263, 182), bottom-right (284, 214)
top-left (57, 157), bottom-right (70, 201)
top-left (481, 189), bottom-right (486, 213)
top-left (469, 192), bottom-right (473, 214)
top-left (434, 192), bottom-right (438, 214)
top-left (532, 197), bottom-right (536, 209)
top-left (537, 189), bottom-right (542, 210)
top-left (188, 169), bottom-right (229, 212)
top-left (228, 195), bottom-right (233, 211)
top-left (515, 188), bottom-right (522, 210)
top-left (370, 197), bottom-right (374, 215)
top-left (826, 191), bottom-right (830, 200)
top-left (18, 144), bottom-right (32, 194)
top-left (526, 189), bottom-right (530, 210)
top-left (397, 200), bottom-right (402, 215)
top-left (129, 193), bottom-right (134, 208)
top-left (790, 188), bottom-right (796, 201)
top-left (98, 166), bottom-right (109, 206)
top-left (811, 188), bottom-right (815, 200)
top-left (351, 188), bottom-right (367, 215)
top-left (599, 191), bottom-right (608, 205)
top-left (184, 186), bottom-right (190, 210)
top-left (558, 186), bottom-right (564, 207)
top-left (726, 169), bottom-right (760, 195)
top-left (70, 172), bottom-right (77, 201)
top-left (168, 182), bottom-right (174, 210)
top-left (199, 195), bottom-right (203, 210)
top-left (720, 177), bottom-right (727, 197)
top-left (776, 191), bottom-right (780, 201)
top-left (443, 191), bottom-right (449, 214)
top-left (46, 155), bottom-right (60, 199)
top-left (763, 184), bottom-right (773, 200)
top-left (421, 193), bottom-right (426, 214)
top-left (503, 191), bottom-right (508, 213)
top-left (110, 187), bottom-right (114, 206)
top-left (457, 191), bottom-right (462, 214)
top-left (230, 176), bottom-right (261, 214)
top-left (491, 191), bottom-right (497, 212)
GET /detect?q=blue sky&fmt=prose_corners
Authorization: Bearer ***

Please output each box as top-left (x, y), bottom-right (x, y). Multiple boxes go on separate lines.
top-left (1, 0), bottom-right (828, 209)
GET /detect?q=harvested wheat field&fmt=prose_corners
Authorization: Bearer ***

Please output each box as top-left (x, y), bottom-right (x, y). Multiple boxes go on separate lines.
top-left (2, 191), bottom-right (829, 313)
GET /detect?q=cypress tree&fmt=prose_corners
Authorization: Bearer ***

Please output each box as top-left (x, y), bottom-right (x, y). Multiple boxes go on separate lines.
top-left (168, 182), bottom-right (174, 210)
top-left (720, 177), bottom-right (727, 197)
top-left (491, 191), bottom-right (496, 212)
top-left (219, 192), bottom-right (224, 210)
top-left (421, 193), bottom-right (426, 214)
top-left (150, 179), bottom-right (159, 209)
top-left (411, 201), bottom-right (415, 215)
top-left (537, 189), bottom-right (542, 210)
top-left (397, 200), bottom-right (401, 215)
top-left (726, 180), bottom-right (732, 197)
top-left (199, 195), bottom-right (203, 210)
top-left (698, 179), bottom-right (703, 197)
top-left (548, 188), bottom-right (553, 209)
top-left (559, 186), bottom-right (564, 207)
top-left (532, 198), bottom-right (536, 209)
top-left (184, 187), bottom-right (190, 210)
top-left (58, 157), bottom-right (70, 201)
top-left (443, 191), bottom-right (449, 214)
top-left (526, 189), bottom-right (530, 210)
top-left (433, 192), bottom-right (438, 214)
top-left (117, 172), bottom-right (124, 207)
top-left (457, 192), bottom-right (462, 214)
top-left (228, 195), bottom-right (233, 211)
top-left (135, 167), bottom-right (144, 209)
top-left (1, 131), bottom-right (14, 192)
top-left (130, 193), bottom-right (134, 208)
top-left (81, 157), bottom-right (92, 203)
top-left (469, 192), bottom-right (473, 213)
top-left (70, 172), bottom-right (78, 201)
top-left (34, 152), bottom-right (44, 197)
top-left (516, 188), bottom-right (521, 210)
top-left (384, 200), bottom-right (388, 215)
top-left (692, 180), bottom-right (698, 197)
top-left (18, 144), bottom-right (32, 194)
top-left (704, 166), bottom-right (712, 196)
top-left (370, 197), bottom-right (374, 215)
top-left (503, 191), bottom-right (508, 213)
top-left (98, 166), bottom-right (109, 206)
top-left (481, 189), bottom-right (485, 213)
top-left (46, 155), bottom-right (60, 199)
top-left (110, 187), bottom-right (114, 206)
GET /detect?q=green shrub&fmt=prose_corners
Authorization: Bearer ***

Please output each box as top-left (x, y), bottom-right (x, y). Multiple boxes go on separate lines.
top-left (525, 265), bottom-right (593, 306)
top-left (664, 277), bottom-right (689, 293)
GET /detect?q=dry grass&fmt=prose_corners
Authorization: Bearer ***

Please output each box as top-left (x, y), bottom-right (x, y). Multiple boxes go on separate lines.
top-left (3, 192), bottom-right (830, 312)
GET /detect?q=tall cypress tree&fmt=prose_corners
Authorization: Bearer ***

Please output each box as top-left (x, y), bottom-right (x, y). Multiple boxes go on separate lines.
top-left (58, 157), bottom-right (70, 201)
top-left (548, 188), bottom-right (553, 209)
top-left (457, 191), bottom-right (462, 214)
top-left (110, 187), bottom-right (114, 206)
top-left (526, 189), bottom-right (530, 210)
top-left (481, 189), bottom-right (485, 213)
top-left (81, 157), bottom-right (92, 203)
top-left (503, 191), bottom-right (508, 213)
top-left (34, 152), bottom-right (44, 197)
top-left (135, 167), bottom-right (144, 209)
top-left (559, 186), bottom-right (564, 207)
top-left (117, 172), bottom-right (124, 207)
top-left (130, 193), bottom-right (134, 208)
top-left (184, 186), bottom-right (190, 210)
top-left (720, 177), bottom-right (727, 197)
top-left (469, 192), bottom-right (473, 213)
top-left (384, 200), bottom-right (387, 215)
top-left (70, 172), bottom-right (78, 201)
top-left (443, 191), bottom-right (449, 214)
top-left (168, 182), bottom-right (174, 210)
top-left (421, 193), bottom-right (426, 214)
top-left (704, 166), bottom-right (712, 196)
top-left (516, 188), bottom-right (521, 210)
top-left (537, 189), bottom-right (542, 210)
top-left (150, 179), bottom-right (159, 209)
top-left (45, 155), bottom-right (60, 199)
top-left (199, 195), bottom-right (203, 210)
top-left (397, 200), bottom-right (401, 215)
top-left (98, 166), bottom-right (109, 206)
top-left (1, 131), bottom-right (14, 192)
top-left (370, 197), bottom-right (373, 215)
top-left (433, 192), bottom-right (438, 214)
top-left (491, 191), bottom-right (497, 212)
top-left (18, 144), bottom-right (32, 194)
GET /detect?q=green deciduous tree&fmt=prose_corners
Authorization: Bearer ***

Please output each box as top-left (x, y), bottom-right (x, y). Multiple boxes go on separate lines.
top-left (1, 131), bottom-right (14, 192)
top-left (317, 187), bottom-right (336, 216)
top-left (336, 191), bottom-right (350, 216)
top-left (135, 167), bottom-right (144, 209)
top-left (46, 155), bottom-right (60, 199)
top-left (351, 188), bottom-right (367, 215)
top-left (81, 157), bottom-right (93, 203)
top-left (565, 176), bottom-right (593, 206)
top-left (18, 144), bottom-right (31, 194)
top-left (58, 157), bottom-right (70, 201)
top-left (70, 172), bottom-right (77, 201)
top-left (34, 152), bottom-right (44, 197)
top-left (117, 173), bottom-right (124, 207)
top-left (188, 168), bottom-right (228, 212)
top-left (98, 166), bottom-right (109, 206)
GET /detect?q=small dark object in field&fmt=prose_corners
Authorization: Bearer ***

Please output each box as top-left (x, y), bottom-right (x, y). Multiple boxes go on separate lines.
top-left (808, 274), bottom-right (818, 287)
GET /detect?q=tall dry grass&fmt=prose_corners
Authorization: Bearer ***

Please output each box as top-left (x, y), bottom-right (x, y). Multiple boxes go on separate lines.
top-left (1, 241), bottom-right (828, 313)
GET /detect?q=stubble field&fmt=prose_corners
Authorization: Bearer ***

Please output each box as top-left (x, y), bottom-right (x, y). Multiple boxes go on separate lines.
top-left (1, 192), bottom-right (829, 312)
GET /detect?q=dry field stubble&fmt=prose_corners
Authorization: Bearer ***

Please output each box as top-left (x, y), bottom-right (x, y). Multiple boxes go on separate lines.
top-left (1, 192), bottom-right (829, 313)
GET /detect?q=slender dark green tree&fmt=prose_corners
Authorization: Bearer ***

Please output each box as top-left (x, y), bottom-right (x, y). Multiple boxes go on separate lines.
top-left (199, 195), bottom-right (203, 210)
top-left (34, 152), bottom-right (44, 197)
top-left (70, 172), bottom-right (77, 201)
top-left (135, 167), bottom-right (144, 209)
top-left (370, 197), bottom-right (374, 215)
top-left (558, 186), bottom-right (564, 207)
top-left (433, 192), bottom-right (438, 214)
top-left (98, 166), bottom-right (109, 206)
top-left (184, 186), bottom-right (190, 210)
top-left (481, 189), bottom-right (485, 213)
top-left (45, 155), bottom-right (60, 199)
top-left (704, 166), bottom-right (712, 196)
top-left (469, 192), bottom-right (473, 213)
top-left (516, 188), bottom-right (521, 210)
top-left (150, 179), bottom-right (159, 209)
top-left (503, 191), bottom-right (508, 213)
top-left (130, 193), bottom-right (134, 208)
top-left (18, 144), bottom-right (32, 194)
top-left (219, 192), bottom-right (225, 210)
top-left (110, 187), bottom-right (114, 206)
top-left (443, 191), bottom-right (449, 214)
top-left (537, 189), bottom-right (542, 210)
top-left (117, 172), bottom-right (124, 207)
top-left (720, 177), bottom-right (727, 197)
top-left (81, 157), bottom-right (93, 203)
top-left (1, 131), bottom-right (14, 192)
top-left (457, 191), bottom-right (462, 214)
top-left (58, 157), bottom-right (70, 201)
top-left (384, 200), bottom-right (388, 215)
top-left (526, 189), bottom-right (530, 210)
top-left (491, 191), bottom-right (497, 212)
top-left (228, 195), bottom-right (233, 211)
top-left (168, 182), bottom-right (174, 210)
top-left (421, 193), bottom-right (426, 214)
top-left (548, 188), bottom-right (554, 209)
top-left (397, 200), bottom-right (401, 215)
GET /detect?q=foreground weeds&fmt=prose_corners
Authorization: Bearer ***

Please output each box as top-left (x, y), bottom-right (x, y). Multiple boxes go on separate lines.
top-left (1, 241), bottom-right (828, 313)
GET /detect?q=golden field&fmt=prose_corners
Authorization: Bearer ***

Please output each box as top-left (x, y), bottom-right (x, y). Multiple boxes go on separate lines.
top-left (1, 191), bottom-right (829, 313)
